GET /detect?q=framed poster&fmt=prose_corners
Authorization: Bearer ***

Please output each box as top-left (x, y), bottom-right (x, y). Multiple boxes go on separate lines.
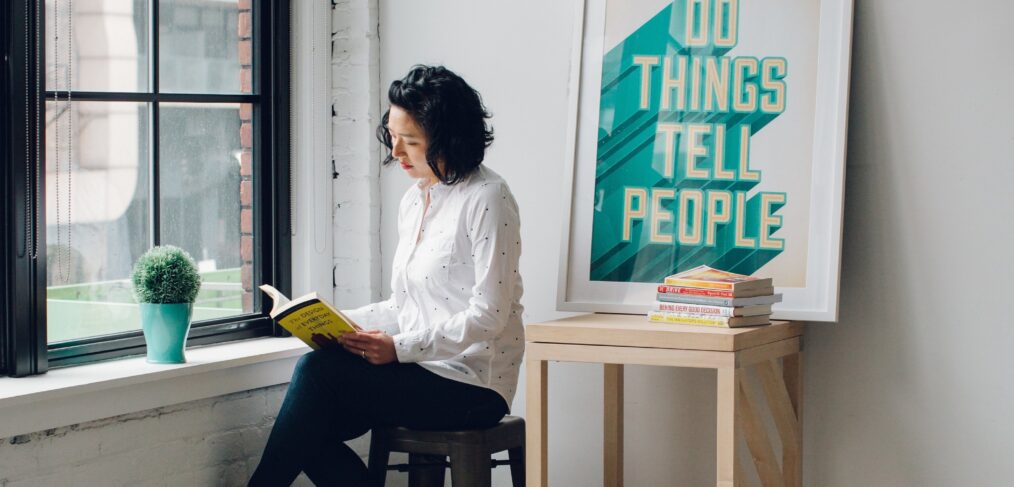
top-left (557, 0), bottom-right (853, 321)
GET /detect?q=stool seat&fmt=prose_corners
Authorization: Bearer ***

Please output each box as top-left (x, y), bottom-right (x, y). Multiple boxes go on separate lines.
top-left (368, 416), bottom-right (525, 487)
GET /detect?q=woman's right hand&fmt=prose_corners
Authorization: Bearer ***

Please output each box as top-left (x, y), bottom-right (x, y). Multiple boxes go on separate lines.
top-left (341, 330), bottom-right (398, 365)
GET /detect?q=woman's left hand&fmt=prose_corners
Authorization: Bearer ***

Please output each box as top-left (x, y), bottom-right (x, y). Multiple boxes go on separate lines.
top-left (341, 330), bottom-right (398, 365)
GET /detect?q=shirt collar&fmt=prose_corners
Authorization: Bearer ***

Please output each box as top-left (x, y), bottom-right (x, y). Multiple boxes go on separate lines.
top-left (416, 178), bottom-right (451, 194)
top-left (414, 166), bottom-right (483, 194)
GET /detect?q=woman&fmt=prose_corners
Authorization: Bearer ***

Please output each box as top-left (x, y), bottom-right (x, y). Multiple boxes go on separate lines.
top-left (249, 65), bottom-right (524, 486)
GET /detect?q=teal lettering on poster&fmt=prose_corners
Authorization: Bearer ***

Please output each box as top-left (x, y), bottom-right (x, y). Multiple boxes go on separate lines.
top-left (591, 0), bottom-right (788, 282)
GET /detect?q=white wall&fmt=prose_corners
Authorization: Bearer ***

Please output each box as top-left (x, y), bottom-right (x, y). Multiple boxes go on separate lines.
top-left (378, 1), bottom-right (1014, 485)
top-left (805, 1), bottom-right (1014, 485)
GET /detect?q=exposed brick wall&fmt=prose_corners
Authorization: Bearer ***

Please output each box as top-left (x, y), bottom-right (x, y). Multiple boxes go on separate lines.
top-left (239, 0), bottom-right (255, 313)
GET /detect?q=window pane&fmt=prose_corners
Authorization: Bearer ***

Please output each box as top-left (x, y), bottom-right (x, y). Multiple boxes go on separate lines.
top-left (159, 0), bottom-right (249, 94)
top-left (46, 0), bottom-right (149, 92)
top-left (45, 101), bottom-right (150, 343)
top-left (160, 103), bottom-right (254, 318)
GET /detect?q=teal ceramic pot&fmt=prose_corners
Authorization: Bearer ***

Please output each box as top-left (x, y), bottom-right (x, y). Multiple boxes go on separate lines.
top-left (139, 303), bottom-right (193, 364)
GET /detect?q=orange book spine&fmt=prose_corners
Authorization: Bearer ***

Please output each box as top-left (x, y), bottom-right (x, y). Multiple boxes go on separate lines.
top-left (661, 278), bottom-right (734, 290)
top-left (657, 285), bottom-right (736, 298)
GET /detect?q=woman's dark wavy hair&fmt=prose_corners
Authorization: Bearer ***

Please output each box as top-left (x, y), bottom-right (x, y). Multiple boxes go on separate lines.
top-left (377, 65), bottom-right (494, 185)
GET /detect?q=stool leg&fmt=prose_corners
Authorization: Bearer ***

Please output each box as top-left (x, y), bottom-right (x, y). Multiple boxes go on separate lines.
top-left (367, 432), bottom-right (391, 487)
top-left (408, 454), bottom-right (446, 487)
top-left (507, 447), bottom-right (525, 487)
top-left (449, 443), bottom-right (491, 487)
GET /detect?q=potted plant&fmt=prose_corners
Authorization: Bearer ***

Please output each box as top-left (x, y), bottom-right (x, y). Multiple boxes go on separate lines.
top-left (131, 245), bottom-right (202, 363)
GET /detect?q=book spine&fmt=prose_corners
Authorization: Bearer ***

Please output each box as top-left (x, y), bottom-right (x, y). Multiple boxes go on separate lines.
top-left (657, 285), bottom-right (736, 297)
top-left (661, 278), bottom-right (734, 290)
top-left (656, 293), bottom-right (736, 306)
top-left (653, 302), bottom-right (733, 316)
top-left (647, 311), bottom-right (730, 327)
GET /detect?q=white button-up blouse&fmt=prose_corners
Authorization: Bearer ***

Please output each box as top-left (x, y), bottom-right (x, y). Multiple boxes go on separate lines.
top-left (342, 165), bottom-right (525, 407)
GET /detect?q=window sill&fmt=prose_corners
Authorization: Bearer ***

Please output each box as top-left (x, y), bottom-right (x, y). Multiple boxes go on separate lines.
top-left (0, 337), bottom-right (307, 439)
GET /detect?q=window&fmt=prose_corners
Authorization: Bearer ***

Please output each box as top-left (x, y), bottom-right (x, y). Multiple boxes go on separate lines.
top-left (1, 0), bottom-right (290, 376)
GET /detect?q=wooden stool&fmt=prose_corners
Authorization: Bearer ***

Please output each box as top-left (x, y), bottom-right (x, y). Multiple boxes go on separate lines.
top-left (367, 415), bottom-right (525, 487)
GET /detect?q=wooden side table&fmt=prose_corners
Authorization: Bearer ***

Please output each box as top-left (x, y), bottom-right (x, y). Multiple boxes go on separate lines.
top-left (525, 314), bottom-right (804, 487)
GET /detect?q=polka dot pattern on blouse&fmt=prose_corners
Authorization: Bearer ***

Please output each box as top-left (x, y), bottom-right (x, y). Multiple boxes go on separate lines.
top-left (341, 165), bottom-right (526, 408)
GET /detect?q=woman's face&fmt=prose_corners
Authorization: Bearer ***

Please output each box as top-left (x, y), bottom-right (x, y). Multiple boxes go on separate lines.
top-left (388, 105), bottom-right (440, 184)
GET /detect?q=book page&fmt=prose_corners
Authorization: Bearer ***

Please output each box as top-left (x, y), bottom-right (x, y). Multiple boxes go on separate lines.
top-left (259, 284), bottom-right (290, 317)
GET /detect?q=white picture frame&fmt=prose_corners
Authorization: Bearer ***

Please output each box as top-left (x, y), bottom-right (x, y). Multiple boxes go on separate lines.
top-left (557, 0), bottom-right (854, 321)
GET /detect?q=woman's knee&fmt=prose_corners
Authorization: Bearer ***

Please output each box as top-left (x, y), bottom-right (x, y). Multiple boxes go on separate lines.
top-left (292, 349), bottom-right (358, 385)
top-left (294, 350), bottom-right (324, 376)
top-left (292, 350), bottom-right (333, 387)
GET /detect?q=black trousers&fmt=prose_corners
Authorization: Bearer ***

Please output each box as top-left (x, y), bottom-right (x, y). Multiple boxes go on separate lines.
top-left (248, 348), bottom-right (508, 486)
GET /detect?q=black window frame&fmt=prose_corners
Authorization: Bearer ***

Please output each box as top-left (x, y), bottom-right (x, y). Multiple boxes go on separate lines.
top-left (2, 0), bottom-right (291, 377)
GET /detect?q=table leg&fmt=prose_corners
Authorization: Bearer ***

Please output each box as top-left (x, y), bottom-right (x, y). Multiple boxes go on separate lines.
top-left (716, 366), bottom-right (741, 487)
top-left (783, 352), bottom-right (803, 487)
top-left (604, 364), bottom-right (624, 487)
top-left (527, 357), bottom-right (548, 487)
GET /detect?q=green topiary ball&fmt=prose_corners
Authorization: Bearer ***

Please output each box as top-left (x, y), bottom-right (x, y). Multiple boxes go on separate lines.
top-left (131, 245), bottom-right (202, 304)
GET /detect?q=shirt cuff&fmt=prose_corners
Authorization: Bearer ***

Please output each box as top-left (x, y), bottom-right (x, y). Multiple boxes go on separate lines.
top-left (392, 330), bottom-right (428, 363)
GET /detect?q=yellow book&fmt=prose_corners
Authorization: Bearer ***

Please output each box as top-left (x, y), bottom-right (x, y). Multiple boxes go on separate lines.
top-left (260, 284), bottom-right (361, 350)
top-left (647, 310), bottom-right (770, 328)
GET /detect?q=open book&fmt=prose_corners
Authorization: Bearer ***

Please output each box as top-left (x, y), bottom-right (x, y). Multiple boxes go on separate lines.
top-left (260, 284), bottom-right (361, 350)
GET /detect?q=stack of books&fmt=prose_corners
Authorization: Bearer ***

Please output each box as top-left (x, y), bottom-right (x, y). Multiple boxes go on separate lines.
top-left (648, 265), bottom-right (781, 328)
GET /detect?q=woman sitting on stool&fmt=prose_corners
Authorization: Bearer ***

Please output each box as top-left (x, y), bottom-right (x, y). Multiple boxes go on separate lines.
top-left (249, 65), bottom-right (525, 486)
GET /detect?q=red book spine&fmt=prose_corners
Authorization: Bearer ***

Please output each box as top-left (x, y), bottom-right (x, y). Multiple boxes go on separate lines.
top-left (657, 285), bottom-right (736, 298)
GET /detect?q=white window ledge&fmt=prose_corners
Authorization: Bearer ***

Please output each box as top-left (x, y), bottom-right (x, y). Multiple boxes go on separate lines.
top-left (0, 337), bottom-right (308, 439)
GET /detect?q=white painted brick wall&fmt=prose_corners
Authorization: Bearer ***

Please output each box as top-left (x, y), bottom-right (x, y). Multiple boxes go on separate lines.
top-left (0, 386), bottom-right (317, 487)
top-left (0, 386), bottom-right (399, 486)
top-left (331, 0), bottom-right (383, 310)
